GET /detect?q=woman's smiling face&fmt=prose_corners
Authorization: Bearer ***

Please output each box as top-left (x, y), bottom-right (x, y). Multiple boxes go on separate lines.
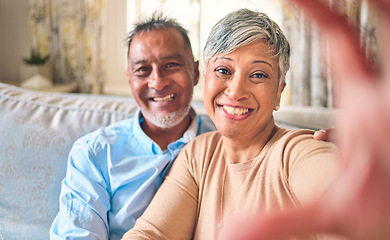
top-left (203, 41), bottom-right (285, 140)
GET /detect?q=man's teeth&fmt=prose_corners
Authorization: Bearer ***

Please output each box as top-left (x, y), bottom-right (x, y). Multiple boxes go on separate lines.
top-left (223, 106), bottom-right (249, 116)
top-left (153, 94), bottom-right (174, 102)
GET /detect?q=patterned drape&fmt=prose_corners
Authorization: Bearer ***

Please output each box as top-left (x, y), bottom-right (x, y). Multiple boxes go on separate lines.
top-left (281, 0), bottom-right (378, 108)
top-left (28, 0), bottom-right (106, 93)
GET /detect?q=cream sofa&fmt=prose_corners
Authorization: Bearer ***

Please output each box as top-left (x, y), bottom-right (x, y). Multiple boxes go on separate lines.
top-left (0, 82), bottom-right (333, 239)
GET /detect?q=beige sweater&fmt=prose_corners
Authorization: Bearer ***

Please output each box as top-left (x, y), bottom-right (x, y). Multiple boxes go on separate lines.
top-left (123, 127), bottom-right (340, 240)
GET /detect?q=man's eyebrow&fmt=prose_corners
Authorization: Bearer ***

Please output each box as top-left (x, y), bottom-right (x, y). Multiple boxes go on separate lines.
top-left (161, 53), bottom-right (185, 61)
top-left (131, 60), bottom-right (147, 65)
top-left (131, 54), bottom-right (185, 65)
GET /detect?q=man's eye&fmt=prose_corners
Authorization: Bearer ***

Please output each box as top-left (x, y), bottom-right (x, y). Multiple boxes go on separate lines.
top-left (134, 67), bottom-right (151, 76)
top-left (136, 67), bottom-right (149, 72)
top-left (166, 62), bottom-right (180, 69)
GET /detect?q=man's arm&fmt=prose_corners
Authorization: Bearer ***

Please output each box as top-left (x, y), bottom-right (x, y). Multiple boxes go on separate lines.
top-left (50, 139), bottom-right (110, 239)
top-left (122, 147), bottom-right (198, 240)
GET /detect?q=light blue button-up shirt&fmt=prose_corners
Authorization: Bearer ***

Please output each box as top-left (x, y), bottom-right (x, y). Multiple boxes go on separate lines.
top-left (50, 109), bottom-right (215, 240)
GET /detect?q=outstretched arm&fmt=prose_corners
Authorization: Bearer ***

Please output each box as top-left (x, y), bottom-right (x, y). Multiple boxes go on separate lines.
top-left (221, 0), bottom-right (390, 239)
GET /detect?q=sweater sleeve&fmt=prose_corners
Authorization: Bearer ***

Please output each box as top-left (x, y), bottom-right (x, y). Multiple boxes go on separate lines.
top-left (122, 144), bottom-right (199, 240)
top-left (286, 131), bottom-right (341, 205)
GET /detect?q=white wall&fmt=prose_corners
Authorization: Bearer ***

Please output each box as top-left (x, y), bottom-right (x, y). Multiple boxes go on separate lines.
top-left (0, 0), bottom-right (30, 85)
top-left (103, 0), bottom-right (130, 96)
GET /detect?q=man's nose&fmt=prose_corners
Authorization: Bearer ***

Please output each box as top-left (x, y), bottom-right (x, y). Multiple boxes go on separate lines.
top-left (148, 68), bottom-right (168, 90)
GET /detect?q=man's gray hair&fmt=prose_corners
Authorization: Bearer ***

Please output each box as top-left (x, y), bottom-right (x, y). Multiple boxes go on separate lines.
top-left (127, 12), bottom-right (193, 59)
top-left (203, 8), bottom-right (290, 84)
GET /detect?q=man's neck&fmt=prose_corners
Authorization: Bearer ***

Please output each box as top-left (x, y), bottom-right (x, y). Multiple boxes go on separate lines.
top-left (141, 114), bottom-right (192, 150)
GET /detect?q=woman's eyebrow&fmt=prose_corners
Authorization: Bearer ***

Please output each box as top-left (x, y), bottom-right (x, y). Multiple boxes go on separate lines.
top-left (213, 56), bottom-right (232, 63)
top-left (213, 56), bottom-right (273, 69)
top-left (252, 60), bottom-right (273, 69)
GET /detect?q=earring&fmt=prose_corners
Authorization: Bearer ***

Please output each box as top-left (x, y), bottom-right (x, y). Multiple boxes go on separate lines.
top-left (274, 105), bottom-right (280, 111)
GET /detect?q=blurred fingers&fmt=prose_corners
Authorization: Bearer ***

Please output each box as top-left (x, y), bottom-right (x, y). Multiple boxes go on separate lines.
top-left (374, 0), bottom-right (390, 79)
top-left (219, 204), bottom-right (333, 240)
top-left (373, 0), bottom-right (390, 16)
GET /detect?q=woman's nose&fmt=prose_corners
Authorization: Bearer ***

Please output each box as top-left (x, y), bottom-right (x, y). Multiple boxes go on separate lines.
top-left (224, 75), bottom-right (250, 101)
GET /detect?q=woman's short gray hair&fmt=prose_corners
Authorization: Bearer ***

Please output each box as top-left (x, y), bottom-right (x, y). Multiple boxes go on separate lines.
top-left (203, 8), bottom-right (290, 85)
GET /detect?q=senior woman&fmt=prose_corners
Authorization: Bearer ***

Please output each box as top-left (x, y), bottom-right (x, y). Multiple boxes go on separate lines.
top-left (122, 9), bottom-right (340, 240)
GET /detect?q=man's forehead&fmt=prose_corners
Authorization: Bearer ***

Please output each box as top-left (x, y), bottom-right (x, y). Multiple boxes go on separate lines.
top-left (135, 28), bottom-right (185, 44)
top-left (128, 28), bottom-right (193, 64)
top-left (130, 53), bottom-right (185, 65)
top-left (132, 28), bottom-right (190, 49)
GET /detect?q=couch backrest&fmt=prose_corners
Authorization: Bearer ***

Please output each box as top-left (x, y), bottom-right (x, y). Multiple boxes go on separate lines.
top-left (0, 83), bottom-right (138, 239)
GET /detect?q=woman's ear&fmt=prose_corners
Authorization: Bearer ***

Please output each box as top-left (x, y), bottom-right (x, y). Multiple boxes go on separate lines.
top-left (275, 82), bottom-right (286, 110)
top-left (279, 82), bottom-right (286, 94)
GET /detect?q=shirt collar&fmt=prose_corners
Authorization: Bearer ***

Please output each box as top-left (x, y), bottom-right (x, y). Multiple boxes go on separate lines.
top-left (181, 108), bottom-right (198, 143)
top-left (132, 108), bottom-right (200, 153)
top-left (132, 109), bottom-right (155, 152)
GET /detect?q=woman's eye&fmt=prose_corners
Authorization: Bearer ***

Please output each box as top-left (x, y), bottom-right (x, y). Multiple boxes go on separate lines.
top-left (252, 72), bottom-right (268, 79)
top-left (215, 68), bottom-right (230, 75)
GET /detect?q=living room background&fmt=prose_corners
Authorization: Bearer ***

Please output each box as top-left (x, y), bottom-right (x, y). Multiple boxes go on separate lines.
top-left (0, 0), bottom-right (378, 108)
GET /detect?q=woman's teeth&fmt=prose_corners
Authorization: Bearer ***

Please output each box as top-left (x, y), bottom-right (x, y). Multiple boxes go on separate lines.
top-left (223, 105), bottom-right (249, 116)
top-left (153, 94), bottom-right (174, 102)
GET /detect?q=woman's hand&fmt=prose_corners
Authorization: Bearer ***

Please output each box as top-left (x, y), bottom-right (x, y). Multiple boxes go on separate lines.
top-left (220, 0), bottom-right (390, 239)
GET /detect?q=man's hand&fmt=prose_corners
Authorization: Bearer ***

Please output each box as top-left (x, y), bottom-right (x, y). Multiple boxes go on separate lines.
top-left (313, 128), bottom-right (334, 142)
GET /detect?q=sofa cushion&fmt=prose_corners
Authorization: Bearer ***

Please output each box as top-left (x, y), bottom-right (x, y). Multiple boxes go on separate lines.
top-left (0, 83), bottom-right (138, 239)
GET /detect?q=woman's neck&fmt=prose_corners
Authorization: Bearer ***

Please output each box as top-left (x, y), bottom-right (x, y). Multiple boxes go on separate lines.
top-left (222, 124), bottom-right (278, 164)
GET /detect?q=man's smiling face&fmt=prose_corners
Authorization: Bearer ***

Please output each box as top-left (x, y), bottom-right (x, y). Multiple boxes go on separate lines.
top-left (127, 28), bottom-right (199, 128)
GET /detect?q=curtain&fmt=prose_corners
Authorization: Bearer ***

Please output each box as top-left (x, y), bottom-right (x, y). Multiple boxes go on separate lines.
top-left (29, 0), bottom-right (378, 99)
top-left (281, 0), bottom-right (378, 108)
top-left (28, 0), bottom-right (106, 93)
